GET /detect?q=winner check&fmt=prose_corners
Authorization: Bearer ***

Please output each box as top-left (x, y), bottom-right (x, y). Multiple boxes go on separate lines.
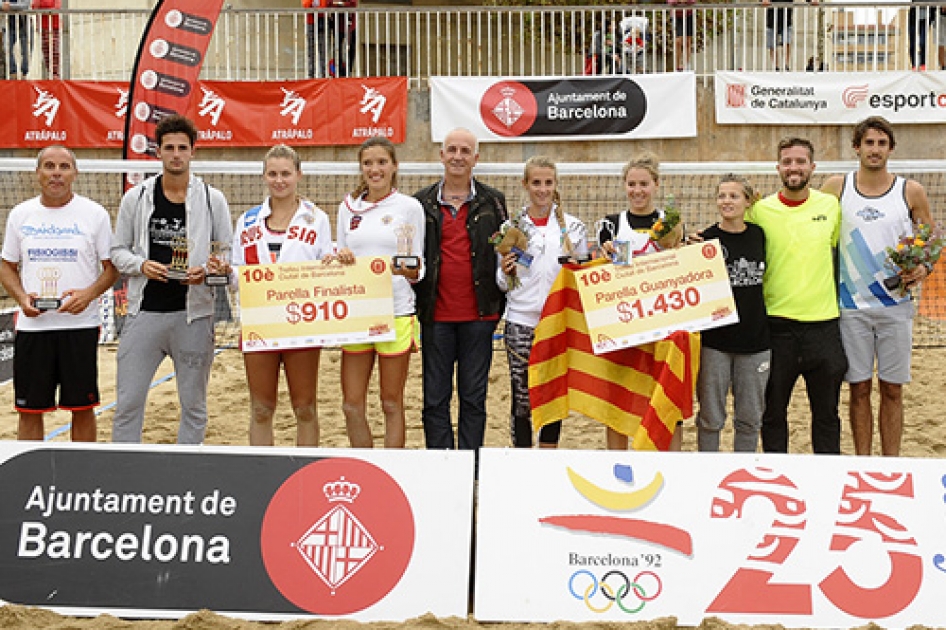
top-left (576, 240), bottom-right (737, 354)
top-left (237, 259), bottom-right (395, 352)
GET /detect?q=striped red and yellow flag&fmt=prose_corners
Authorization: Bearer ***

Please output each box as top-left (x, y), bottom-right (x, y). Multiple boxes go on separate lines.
top-left (528, 262), bottom-right (700, 451)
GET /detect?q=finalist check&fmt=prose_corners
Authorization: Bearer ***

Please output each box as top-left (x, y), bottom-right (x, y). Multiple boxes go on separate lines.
top-left (237, 259), bottom-right (395, 352)
top-left (575, 240), bottom-right (738, 354)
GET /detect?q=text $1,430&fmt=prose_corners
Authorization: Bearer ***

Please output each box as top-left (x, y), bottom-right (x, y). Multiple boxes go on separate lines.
top-left (617, 287), bottom-right (701, 322)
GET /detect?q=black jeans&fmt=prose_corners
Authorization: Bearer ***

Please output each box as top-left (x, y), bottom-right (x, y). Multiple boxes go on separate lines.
top-left (761, 317), bottom-right (847, 454)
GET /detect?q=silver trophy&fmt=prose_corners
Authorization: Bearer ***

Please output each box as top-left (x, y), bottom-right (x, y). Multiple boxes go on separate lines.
top-left (34, 267), bottom-right (62, 311)
top-left (166, 236), bottom-right (191, 281)
top-left (594, 217), bottom-right (629, 264)
top-left (205, 240), bottom-right (231, 286)
top-left (392, 223), bottom-right (420, 269)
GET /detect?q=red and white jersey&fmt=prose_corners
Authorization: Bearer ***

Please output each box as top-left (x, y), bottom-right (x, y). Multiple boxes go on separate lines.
top-left (232, 198), bottom-right (332, 267)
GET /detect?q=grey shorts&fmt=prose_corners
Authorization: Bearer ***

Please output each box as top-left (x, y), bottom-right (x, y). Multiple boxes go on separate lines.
top-left (840, 301), bottom-right (913, 384)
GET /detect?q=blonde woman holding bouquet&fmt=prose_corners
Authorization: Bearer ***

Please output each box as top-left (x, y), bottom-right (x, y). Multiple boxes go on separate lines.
top-left (596, 152), bottom-right (686, 451)
top-left (497, 156), bottom-right (587, 448)
top-left (232, 144), bottom-right (332, 447)
top-left (332, 137), bottom-right (425, 448)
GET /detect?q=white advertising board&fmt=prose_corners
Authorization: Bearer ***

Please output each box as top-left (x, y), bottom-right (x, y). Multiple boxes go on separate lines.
top-left (475, 448), bottom-right (946, 627)
top-left (0, 442), bottom-right (474, 622)
top-left (716, 71), bottom-right (946, 125)
top-left (431, 73), bottom-right (697, 142)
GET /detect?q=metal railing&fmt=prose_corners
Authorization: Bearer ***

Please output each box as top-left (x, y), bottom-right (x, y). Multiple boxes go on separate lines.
top-left (0, 3), bottom-right (936, 86)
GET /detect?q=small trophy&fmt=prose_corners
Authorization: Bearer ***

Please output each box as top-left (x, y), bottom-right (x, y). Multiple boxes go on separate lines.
top-left (166, 236), bottom-right (191, 281)
top-left (392, 223), bottom-right (420, 269)
top-left (558, 222), bottom-right (591, 265)
top-left (611, 240), bottom-right (632, 265)
top-left (34, 267), bottom-right (62, 311)
top-left (205, 241), bottom-right (231, 286)
top-left (594, 217), bottom-right (617, 261)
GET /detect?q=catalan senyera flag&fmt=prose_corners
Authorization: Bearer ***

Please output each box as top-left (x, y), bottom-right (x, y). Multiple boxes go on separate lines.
top-left (528, 261), bottom-right (700, 451)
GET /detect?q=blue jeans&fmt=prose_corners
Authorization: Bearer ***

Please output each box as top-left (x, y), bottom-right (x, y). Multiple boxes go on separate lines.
top-left (421, 320), bottom-right (497, 450)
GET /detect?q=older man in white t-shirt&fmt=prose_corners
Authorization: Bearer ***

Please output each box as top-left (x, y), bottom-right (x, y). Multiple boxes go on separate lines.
top-left (0, 146), bottom-right (118, 441)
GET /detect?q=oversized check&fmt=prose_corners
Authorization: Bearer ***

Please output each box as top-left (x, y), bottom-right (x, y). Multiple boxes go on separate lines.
top-left (575, 240), bottom-right (737, 354)
top-left (237, 259), bottom-right (395, 352)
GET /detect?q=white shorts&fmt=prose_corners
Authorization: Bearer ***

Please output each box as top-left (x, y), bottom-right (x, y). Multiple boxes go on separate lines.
top-left (840, 301), bottom-right (913, 384)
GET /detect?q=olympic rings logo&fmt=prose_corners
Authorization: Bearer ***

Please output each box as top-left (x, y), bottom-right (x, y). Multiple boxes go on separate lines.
top-left (568, 569), bottom-right (662, 614)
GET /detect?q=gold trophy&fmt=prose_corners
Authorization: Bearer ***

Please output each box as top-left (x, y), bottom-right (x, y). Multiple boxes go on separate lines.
top-left (34, 267), bottom-right (62, 311)
top-left (392, 223), bottom-right (420, 269)
top-left (205, 240), bottom-right (231, 286)
top-left (166, 236), bottom-right (191, 281)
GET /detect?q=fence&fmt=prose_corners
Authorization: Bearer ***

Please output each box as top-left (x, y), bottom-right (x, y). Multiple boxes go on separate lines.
top-left (0, 3), bottom-right (940, 86)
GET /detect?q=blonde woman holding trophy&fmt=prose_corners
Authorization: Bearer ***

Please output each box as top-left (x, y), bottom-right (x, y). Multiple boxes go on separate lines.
top-left (332, 137), bottom-right (425, 448)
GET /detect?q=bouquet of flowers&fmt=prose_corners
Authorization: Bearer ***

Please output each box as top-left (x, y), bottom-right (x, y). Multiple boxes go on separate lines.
top-left (649, 194), bottom-right (683, 250)
top-left (884, 223), bottom-right (944, 293)
top-left (490, 210), bottom-right (530, 290)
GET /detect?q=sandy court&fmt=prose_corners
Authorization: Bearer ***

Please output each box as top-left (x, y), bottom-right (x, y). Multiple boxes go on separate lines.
top-left (3, 339), bottom-right (946, 456)
top-left (1, 338), bottom-right (945, 629)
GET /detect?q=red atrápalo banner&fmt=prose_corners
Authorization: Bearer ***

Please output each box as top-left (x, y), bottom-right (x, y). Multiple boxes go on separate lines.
top-left (0, 78), bottom-right (407, 148)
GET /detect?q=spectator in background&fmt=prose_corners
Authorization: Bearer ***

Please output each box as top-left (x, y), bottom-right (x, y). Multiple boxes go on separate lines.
top-left (2, 0), bottom-right (31, 79)
top-left (909, 0), bottom-right (934, 70)
top-left (762, 0), bottom-right (819, 72)
top-left (329, 0), bottom-right (357, 77)
top-left (0, 146), bottom-right (117, 441)
top-left (668, 0), bottom-right (695, 71)
top-left (302, 0), bottom-right (320, 78)
top-left (305, 0), bottom-right (357, 77)
top-left (939, 4), bottom-right (946, 70)
top-left (586, 18), bottom-right (622, 75)
top-left (34, 0), bottom-right (60, 79)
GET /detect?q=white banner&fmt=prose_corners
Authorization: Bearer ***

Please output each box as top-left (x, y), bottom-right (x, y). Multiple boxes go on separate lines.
top-left (716, 71), bottom-right (946, 125)
top-left (431, 74), bottom-right (697, 142)
top-left (475, 448), bottom-right (946, 627)
top-left (0, 443), bottom-right (475, 622)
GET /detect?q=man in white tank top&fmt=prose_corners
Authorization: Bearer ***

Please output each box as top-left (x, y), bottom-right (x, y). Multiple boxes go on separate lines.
top-left (822, 116), bottom-right (934, 457)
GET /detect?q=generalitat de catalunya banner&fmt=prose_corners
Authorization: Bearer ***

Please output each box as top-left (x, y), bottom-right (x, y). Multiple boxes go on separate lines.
top-left (716, 71), bottom-right (946, 125)
top-left (430, 73), bottom-right (696, 142)
top-left (0, 443), bottom-right (474, 622)
top-left (0, 79), bottom-right (407, 148)
top-left (123, 0), bottom-right (226, 159)
top-left (475, 448), bottom-right (946, 627)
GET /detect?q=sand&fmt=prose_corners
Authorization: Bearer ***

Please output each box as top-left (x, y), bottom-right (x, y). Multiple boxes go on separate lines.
top-left (1, 336), bottom-right (945, 628)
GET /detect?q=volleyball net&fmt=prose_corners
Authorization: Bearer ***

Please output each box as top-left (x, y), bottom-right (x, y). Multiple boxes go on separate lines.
top-left (2, 157), bottom-right (946, 347)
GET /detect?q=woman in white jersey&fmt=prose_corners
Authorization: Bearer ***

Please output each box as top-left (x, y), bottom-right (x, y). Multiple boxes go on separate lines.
top-left (232, 144), bottom-right (332, 446)
top-left (498, 156), bottom-right (587, 448)
top-left (596, 152), bottom-right (686, 451)
top-left (332, 137), bottom-right (425, 448)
